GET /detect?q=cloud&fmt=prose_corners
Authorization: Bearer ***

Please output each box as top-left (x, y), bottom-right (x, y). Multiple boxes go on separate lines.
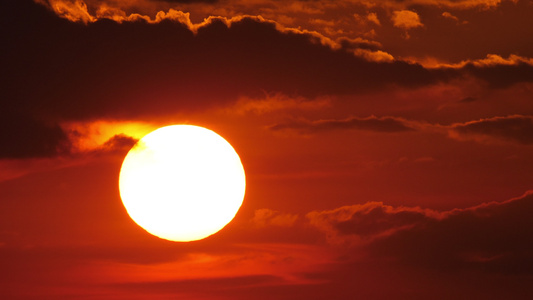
top-left (41, 0), bottom-right (96, 23)
top-left (3, 1), bottom-right (533, 159)
top-left (40, 0), bottom-right (506, 21)
top-left (366, 12), bottom-right (380, 25)
top-left (98, 134), bottom-right (138, 152)
top-left (269, 114), bottom-right (533, 146)
top-left (462, 55), bottom-right (533, 88)
top-left (337, 37), bottom-right (382, 52)
top-left (448, 115), bottom-right (533, 145)
top-left (391, 10), bottom-right (423, 30)
top-left (0, 1), bottom-right (440, 160)
top-left (269, 116), bottom-right (415, 134)
top-left (0, 114), bottom-right (70, 159)
top-left (252, 209), bottom-right (299, 227)
top-left (422, 54), bottom-right (533, 73)
top-left (441, 11), bottom-right (467, 24)
top-left (441, 11), bottom-right (459, 22)
top-left (370, 191), bottom-right (533, 273)
top-left (229, 94), bottom-right (330, 115)
top-left (353, 12), bottom-right (381, 27)
top-left (307, 202), bottom-right (437, 244)
top-left (472, 54), bottom-right (533, 67)
top-left (61, 120), bottom-right (155, 152)
top-left (309, 191), bottom-right (533, 274)
top-left (435, 54), bottom-right (533, 69)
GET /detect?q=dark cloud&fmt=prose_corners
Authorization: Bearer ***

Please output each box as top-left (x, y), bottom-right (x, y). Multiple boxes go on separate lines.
top-left (336, 205), bottom-right (429, 237)
top-left (450, 115), bottom-right (533, 145)
top-left (337, 37), bottom-right (382, 52)
top-left (463, 62), bottom-right (533, 89)
top-left (309, 191), bottom-right (533, 274)
top-left (269, 116), bottom-right (415, 134)
top-left (373, 191), bottom-right (533, 274)
top-left (0, 113), bottom-right (70, 158)
top-left (99, 134), bottom-right (138, 152)
top-left (307, 202), bottom-right (435, 243)
top-left (3, 0), bottom-right (533, 158)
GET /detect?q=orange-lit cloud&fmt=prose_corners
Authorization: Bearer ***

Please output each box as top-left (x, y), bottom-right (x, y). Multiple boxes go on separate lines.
top-left (38, 0), bottom-right (507, 22)
top-left (469, 54), bottom-right (533, 67)
top-left (441, 11), bottom-right (465, 24)
top-left (441, 11), bottom-right (457, 20)
top-left (391, 10), bottom-right (423, 29)
top-left (353, 48), bottom-right (395, 62)
top-left (424, 54), bottom-right (533, 69)
top-left (41, 0), bottom-right (95, 23)
top-left (390, 9), bottom-right (423, 39)
top-left (61, 120), bottom-right (156, 152)
top-left (366, 12), bottom-right (380, 25)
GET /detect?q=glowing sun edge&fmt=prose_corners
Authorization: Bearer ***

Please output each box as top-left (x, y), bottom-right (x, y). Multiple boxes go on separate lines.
top-left (118, 125), bottom-right (246, 242)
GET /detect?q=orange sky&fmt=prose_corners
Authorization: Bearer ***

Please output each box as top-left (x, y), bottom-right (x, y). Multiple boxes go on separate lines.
top-left (2, 0), bottom-right (533, 299)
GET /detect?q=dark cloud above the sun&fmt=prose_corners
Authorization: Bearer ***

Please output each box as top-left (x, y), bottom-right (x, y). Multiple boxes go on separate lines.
top-left (2, 0), bottom-right (533, 159)
top-left (0, 113), bottom-right (70, 159)
top-left (4, 0), bottom-right (441, 116)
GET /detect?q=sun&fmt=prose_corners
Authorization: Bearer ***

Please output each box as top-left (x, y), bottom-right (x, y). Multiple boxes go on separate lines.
top-left (118, 125), bottom-right (246, 242)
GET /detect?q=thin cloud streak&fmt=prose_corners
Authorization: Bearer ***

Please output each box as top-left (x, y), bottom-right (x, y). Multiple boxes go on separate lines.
top-left (269, 116), bottom-right (416, 134)
top-left (449, 115), bottom-right (533, 145)
top-left (269, 114), bottom-right (533, 147)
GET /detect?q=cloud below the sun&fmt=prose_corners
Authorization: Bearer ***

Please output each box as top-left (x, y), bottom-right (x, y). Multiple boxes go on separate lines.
top-left (306, 190), bottom-right (533, 274)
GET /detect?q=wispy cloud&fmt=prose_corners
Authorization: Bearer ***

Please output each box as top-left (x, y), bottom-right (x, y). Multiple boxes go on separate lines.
top-left (269, 116), bottom-right (416, 134)
top-left (448, 115), bottom-right (533, 145)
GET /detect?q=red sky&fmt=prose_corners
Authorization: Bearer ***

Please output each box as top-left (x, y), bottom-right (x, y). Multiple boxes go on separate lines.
top-left (2, 0), bottom-right (533, 298)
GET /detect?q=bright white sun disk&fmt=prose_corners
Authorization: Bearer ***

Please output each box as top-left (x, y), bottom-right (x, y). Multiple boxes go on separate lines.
top-left (119, 125), bottom-right (246, 242)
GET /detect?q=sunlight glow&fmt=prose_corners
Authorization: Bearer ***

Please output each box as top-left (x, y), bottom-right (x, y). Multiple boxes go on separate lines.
top-left (119, 125), bottom-right (246, 242)
top-left (62, 120), bottom-right (157, 151)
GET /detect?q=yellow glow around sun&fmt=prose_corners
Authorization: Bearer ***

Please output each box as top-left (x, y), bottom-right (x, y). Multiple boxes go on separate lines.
top-left (119, 125), bottom-right (246, 242)
top-left (62, 120), bottom-right (157, 151)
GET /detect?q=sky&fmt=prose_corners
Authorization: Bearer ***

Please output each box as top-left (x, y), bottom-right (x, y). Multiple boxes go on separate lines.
top-left (2, 0), bottom-right (533, 298)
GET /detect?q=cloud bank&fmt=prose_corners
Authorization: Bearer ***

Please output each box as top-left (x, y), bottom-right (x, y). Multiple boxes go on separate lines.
top-left (308, 191), bottom-right (533, 274)
top-left (2, 0), bottom-right (533, 159)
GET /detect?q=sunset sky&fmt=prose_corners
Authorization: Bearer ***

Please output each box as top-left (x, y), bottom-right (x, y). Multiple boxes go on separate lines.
top-left (2, 0), bottom-right (533, 298)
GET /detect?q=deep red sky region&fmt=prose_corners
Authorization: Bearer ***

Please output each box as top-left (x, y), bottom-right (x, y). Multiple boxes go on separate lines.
top-left (2, 0), bottom-right (533, 299)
